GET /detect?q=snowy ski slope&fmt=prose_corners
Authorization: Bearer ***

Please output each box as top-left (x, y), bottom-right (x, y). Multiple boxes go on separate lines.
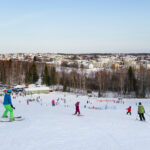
top-left (0, 92), bottom-right (150, 150)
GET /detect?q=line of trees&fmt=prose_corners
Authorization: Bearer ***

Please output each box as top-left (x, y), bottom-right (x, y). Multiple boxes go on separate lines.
top-left (42, 65), bottom-right (57, 86)
top-left (0, 60), bottom-right (150, 98)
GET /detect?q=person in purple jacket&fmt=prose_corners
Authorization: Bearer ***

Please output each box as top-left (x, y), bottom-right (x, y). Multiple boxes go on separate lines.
top-left (74, 101), bottom-right (80, 115)
top-left (2, 89), bottom-right (15, 121)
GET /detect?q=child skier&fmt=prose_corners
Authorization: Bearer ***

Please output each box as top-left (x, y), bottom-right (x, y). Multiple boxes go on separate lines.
top-left (52, 100), bottom-right (55, 106)
top-left (74, 101), bottom-right (80, 115)
top-left (2, 89), bottom-right (15, 121)
top-left (138, 102), bottom-right (145, 121)
top-left (126, 106), bottom-right (131, 115)
top-left (27, 99), bottom-right (29, 105)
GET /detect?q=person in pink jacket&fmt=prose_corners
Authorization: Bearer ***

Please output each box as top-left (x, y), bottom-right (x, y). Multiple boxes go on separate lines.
top-left (52, 100), bottom-right (55, 106)
top-left (27, 99), bottom-right (29, 105)
top-left (74, 101), bottom-right (80, 115)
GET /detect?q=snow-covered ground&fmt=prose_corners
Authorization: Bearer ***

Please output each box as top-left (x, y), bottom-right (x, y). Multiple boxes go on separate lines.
top-left (0, 92), bottom-right (150, 150)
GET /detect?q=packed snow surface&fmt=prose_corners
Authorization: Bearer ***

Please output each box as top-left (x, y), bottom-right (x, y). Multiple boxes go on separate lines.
top-left (0, 92), bottom-right (150, 150)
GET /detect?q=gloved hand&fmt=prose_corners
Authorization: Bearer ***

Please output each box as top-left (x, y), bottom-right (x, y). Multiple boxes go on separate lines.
top-left (11, 105), bottom-right (15, 109)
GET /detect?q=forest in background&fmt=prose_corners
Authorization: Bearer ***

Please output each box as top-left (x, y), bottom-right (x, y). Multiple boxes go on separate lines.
top-left (0, 60), bottom-right (150, 98)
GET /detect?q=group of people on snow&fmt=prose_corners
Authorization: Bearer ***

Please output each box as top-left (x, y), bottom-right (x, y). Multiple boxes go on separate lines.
top-left (126, 102), bottom-right (146, 121)
top-left (0, 88), bottom-right (147, 121)
top-left (51, 99), bottom-right (81, 116)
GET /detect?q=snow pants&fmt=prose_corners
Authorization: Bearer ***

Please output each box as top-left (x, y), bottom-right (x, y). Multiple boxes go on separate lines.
top-left (127, 112), bottom-right (131, 115)
top-left (3, 105), bottom-right (14, 119)
top-left (75, 109), bottom-right (80, 115)
top-left (139, 113), bottom-right (145, 121)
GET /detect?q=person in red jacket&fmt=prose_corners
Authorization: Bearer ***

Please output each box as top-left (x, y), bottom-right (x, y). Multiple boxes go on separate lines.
top-left (74, 101), bottom-right (80, 115)
top-left (126, 106), bottom-right (131, 115)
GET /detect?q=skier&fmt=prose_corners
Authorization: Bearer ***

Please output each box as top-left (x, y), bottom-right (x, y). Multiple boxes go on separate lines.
top-left (2, 89), bottom-right (15, 121)
top-left (56, 99), bottom-right (59, 105)
top-left (74, 101), bottom-right (80, 115)
top-left (27, 99), bottom-right (29, 105)
top-left (126, 106), bottom-right (131, 115)
top-left (64, 99), bottom-right (66, 104)
top-left (138, 102), bottom-right (145, 121)
top-left (52, 100), bottom-right (55, 106)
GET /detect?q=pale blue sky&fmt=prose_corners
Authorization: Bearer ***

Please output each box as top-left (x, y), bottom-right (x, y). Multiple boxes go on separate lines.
top-left (0, 0), bottom-right (150, 53)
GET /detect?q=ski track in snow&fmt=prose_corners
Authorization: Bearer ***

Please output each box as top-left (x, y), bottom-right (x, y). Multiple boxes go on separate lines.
top-left (0, 92), bottom-right (150, 150)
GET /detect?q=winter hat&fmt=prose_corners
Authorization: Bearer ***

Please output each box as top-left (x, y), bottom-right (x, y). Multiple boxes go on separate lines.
top-left (139, 102), bottom-right (142, 105)
top-left (7, 89), bottom-right (12, 93)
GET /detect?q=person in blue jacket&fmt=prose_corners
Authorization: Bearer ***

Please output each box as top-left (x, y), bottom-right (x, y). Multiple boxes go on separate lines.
top-left (2, 89), bottom-right (15, 121)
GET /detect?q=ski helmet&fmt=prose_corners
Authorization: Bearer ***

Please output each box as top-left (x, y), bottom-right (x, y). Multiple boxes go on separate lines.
top-left (7, 89), bottom-right (12, 93)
